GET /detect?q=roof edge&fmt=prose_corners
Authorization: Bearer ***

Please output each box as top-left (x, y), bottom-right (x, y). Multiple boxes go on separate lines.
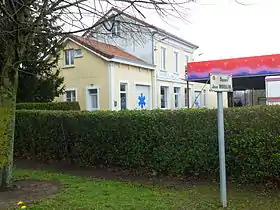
top-left (64, 36), bottom-right (155, 70)
top-left (84, 7), bottom-right (199, 49)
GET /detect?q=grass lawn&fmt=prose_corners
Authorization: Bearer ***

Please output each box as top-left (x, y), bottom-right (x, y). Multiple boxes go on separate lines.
top-left (14, 169), bottom-right (280, 210)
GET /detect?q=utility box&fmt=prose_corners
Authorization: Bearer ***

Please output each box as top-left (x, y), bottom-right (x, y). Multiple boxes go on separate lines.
top-left (265, 75), bottom-right (280, 105)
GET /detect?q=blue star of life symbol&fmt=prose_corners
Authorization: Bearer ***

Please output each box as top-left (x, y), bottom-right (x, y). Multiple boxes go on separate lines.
top-left (138, 93), bottom-right (146, 109)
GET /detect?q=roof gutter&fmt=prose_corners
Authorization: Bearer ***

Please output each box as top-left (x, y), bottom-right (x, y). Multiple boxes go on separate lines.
top-left (112, 56), bottom-right (156, 70)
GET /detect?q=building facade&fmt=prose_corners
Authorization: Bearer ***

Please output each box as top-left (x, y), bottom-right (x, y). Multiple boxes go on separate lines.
top-left (85, 8), bottom-right (227, 109)
top-left (55, 36), bottom-right (156, 111)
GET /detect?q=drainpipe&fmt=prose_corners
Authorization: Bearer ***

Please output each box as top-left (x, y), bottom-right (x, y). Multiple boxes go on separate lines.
top-left (187, 78), bottom-right (190, 108)
top-left (152, 31), bottom-right (158, 108)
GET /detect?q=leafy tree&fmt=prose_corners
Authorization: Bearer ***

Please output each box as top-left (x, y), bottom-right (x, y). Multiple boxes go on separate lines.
top-left (0, 0), bottom-right (195, 190)
top-left (17, 32), bottom-right (65, 103)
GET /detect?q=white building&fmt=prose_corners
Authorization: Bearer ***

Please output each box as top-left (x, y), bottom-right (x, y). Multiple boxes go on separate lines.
top-left (83, 8), bottom-right (228, 109)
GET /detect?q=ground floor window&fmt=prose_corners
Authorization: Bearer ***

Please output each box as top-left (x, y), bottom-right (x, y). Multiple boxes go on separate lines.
top-left (160, 86), bottom-right (168, 108)
top-left (174, 87), bottom-right (180, 108)
top-left (65, 89), bottom-right (76, 102)
top-left (120, 83), bottom-right (128, 110)
top-left (88, 88), bottom-right (98, 110)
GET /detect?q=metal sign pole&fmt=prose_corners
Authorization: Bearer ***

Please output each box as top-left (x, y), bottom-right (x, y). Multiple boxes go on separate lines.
top-left (217, 91), bottom-right (227, 208)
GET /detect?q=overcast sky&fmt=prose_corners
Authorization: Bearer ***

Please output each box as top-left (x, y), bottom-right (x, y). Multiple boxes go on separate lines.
top-left (144, 0), bottom-right (279, 61)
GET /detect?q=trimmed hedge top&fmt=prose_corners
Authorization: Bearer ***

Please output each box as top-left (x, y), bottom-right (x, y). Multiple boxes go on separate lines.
top-left (16, 102), bottom-right (80, 111)
top-left (14, 106), bottom-right (280, 184)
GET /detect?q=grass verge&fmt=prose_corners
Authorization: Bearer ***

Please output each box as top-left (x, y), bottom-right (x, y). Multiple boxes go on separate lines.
top-left (14, 169), bottom-right (280, 210)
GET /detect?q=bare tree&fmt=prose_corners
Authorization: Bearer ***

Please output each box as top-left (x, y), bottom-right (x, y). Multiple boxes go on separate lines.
top-left (0, 0), bottom-right (195, 189)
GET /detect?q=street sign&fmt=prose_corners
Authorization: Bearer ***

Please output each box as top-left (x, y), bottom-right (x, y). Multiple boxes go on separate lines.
top-left (210, 73), bottom-right (233, 92)
top-left (209, 73), bottom-right (232, 208)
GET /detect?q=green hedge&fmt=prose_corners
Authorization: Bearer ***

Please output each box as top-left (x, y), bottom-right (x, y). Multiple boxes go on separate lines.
top-left (16, 102), bottom-right (80, 111)
top-left (14, 106), bottom-right (280, 184)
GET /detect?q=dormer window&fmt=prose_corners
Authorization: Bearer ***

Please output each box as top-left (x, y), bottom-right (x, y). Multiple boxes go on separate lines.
top-left (112, 21), bottom-right (121, 37)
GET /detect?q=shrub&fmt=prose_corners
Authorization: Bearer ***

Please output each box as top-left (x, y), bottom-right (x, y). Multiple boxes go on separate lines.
top-left (16, 102), bottom-right (80, 111)
top-left (14, 106), bottom-right (280, 184)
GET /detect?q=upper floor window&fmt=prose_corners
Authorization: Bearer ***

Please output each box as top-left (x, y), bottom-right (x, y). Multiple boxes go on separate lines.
top-left (174, 51), bottom-right (179, 73)
top-left (161, 47), bottom-right (166, 71)
top-left (65, 89), bottom-right (77, 102)
top-left (64, 49), bottom-right (83, 66)
top-left (65, 50), bottom-right (74, 66)
top-left (112, 21), bottom-right (121, 37)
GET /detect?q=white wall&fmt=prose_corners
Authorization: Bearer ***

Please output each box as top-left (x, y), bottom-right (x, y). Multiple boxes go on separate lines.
top-left (90, 15), bottom-right (154, 64)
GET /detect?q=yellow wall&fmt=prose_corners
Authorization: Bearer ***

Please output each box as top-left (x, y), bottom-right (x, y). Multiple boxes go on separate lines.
top-left (112, 63), bottom-right (154, 110)
top-left (56, 41), bottom-right (109, 110)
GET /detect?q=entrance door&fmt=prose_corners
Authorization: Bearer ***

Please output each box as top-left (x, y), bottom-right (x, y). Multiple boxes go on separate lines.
top-left (87, 88), bottom-right (98, 111)
top-left (135, 85), bottom-right (150, 110)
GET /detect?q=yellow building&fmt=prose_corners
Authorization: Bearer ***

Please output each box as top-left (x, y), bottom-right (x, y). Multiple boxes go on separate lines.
top-left (85, 8), bottom-right (228, 109)
top-left (56, 36), bottom-right (155, 111)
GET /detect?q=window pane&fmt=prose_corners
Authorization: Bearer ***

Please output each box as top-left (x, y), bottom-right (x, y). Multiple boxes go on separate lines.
top-left (89, 89), bottom-right (97, 95)
top-left (70, 50), bottom-right (74, 65)
top-left (175, 95), bottom-right (179, 108)
top-left (120, 84), bottom-right (126, 91)
top-left (174, 87), bottom-right (180, 93)
top-left (161, 86), bottom-right (167, 108)
top-left (72, 91), bottom-right (76, 98)
top-left (174, 87), bottom-right (180, 108)
top-left (74, 49), bottom-right (82, 57)
top-left (91, 94), bottom-right (98, 109)
top-left (66, 90), bottom-right (76, 102)
top-left (66, 91), bottom-right (71, 98)
top-left (65, 51), bottom-right (69, 65)
top-left (120, 93), bottom-right (127, 110)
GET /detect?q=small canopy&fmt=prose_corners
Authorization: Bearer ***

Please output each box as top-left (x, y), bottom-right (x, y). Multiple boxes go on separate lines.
top-left (187, 54), bottom-right (280, 90)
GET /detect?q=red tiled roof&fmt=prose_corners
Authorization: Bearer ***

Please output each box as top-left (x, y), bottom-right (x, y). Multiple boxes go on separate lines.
top-left (69, 35), bottom-right (143, 62)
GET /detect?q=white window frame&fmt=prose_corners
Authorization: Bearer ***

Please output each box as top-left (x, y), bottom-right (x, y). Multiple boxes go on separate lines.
top-left (174, 87), bottom-right (180, 108)
top-left (174, 51), bottom-right (179, 73)
top-left (160, 86), bottom-right (169, 109)
top-left (120, 82), bottom-right (128, 110)
top-left (64, 88), bottom-right (77, 102)
top-left (161, 47), bottom-right (167, 71)
top-left (86, 87), bottom-right (100, 111)
top-left (64, 49), bottom-right (75, 67)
